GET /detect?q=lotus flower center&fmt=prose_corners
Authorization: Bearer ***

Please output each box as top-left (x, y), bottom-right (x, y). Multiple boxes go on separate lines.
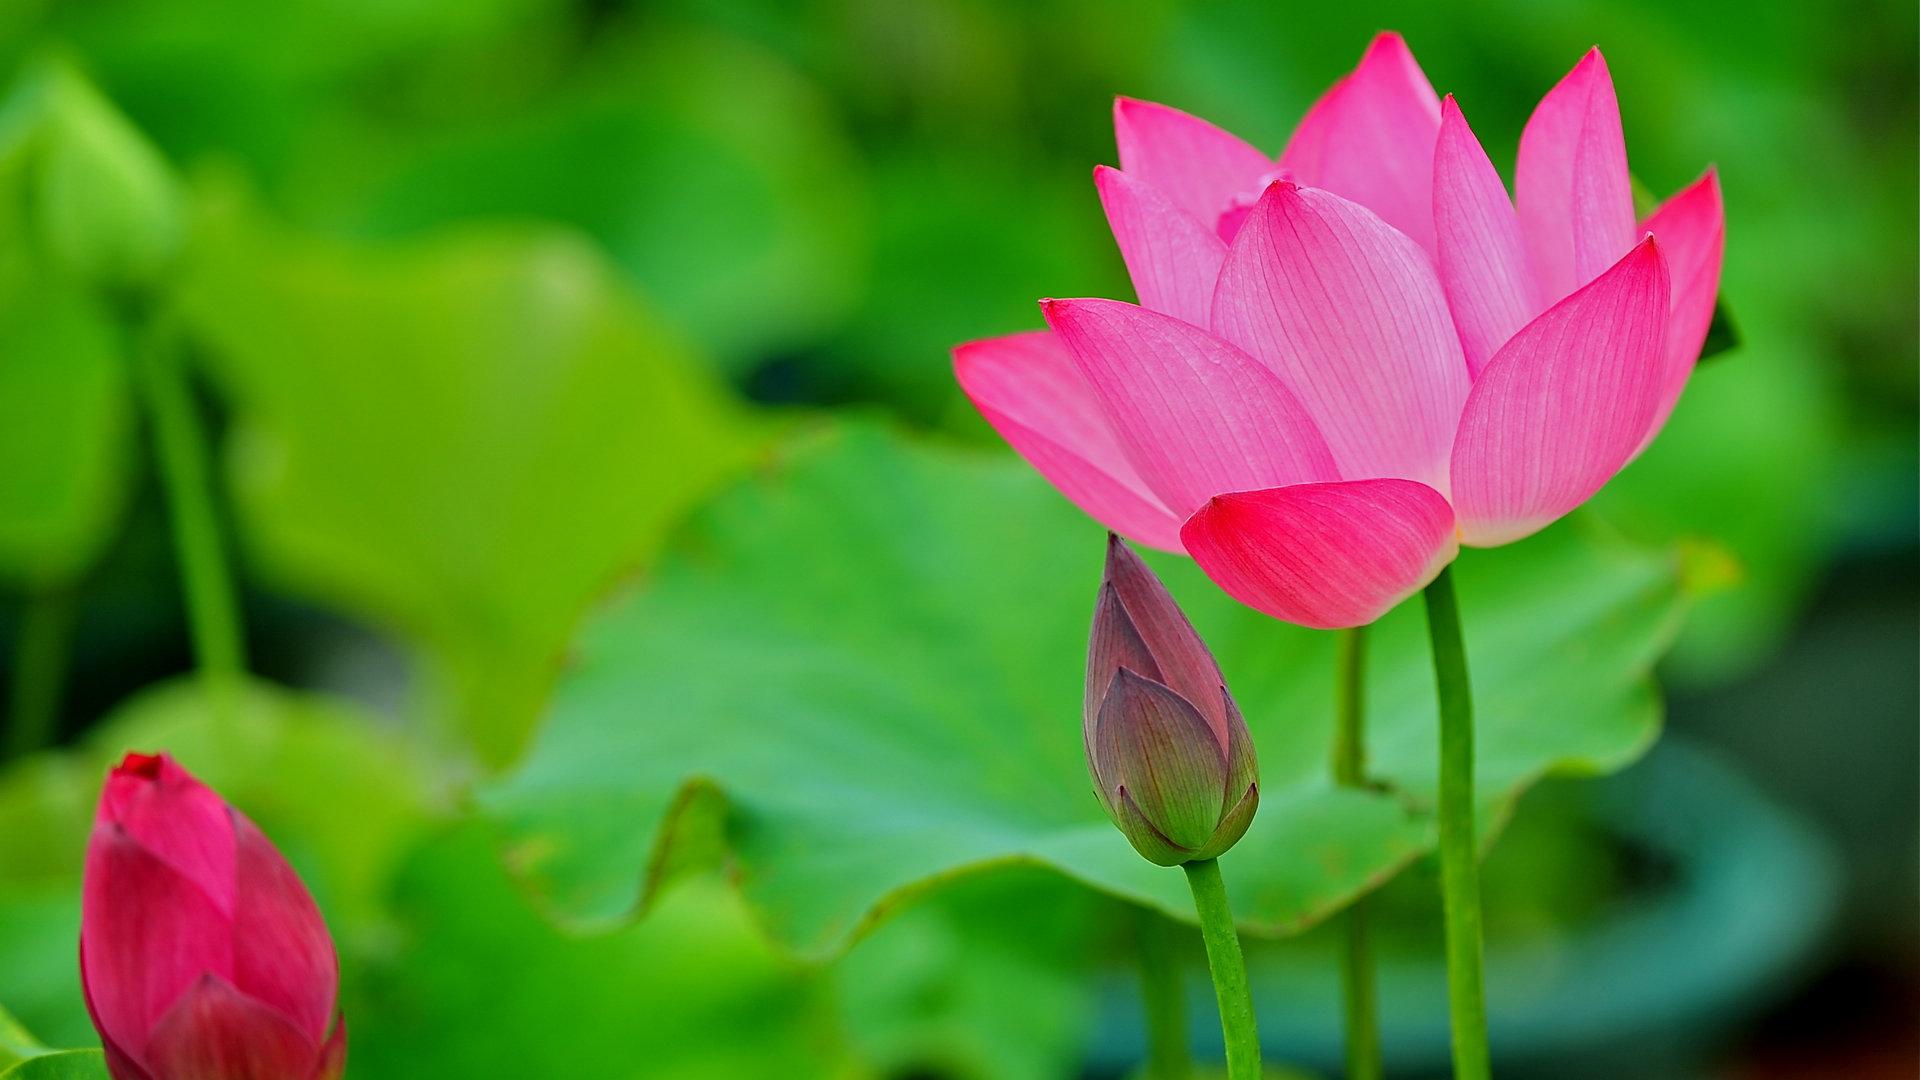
top-left (1215, 168), bottom-right (1294, 242)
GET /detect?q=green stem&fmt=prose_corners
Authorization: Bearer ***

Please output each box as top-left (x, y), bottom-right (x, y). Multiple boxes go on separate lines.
top-left (5, 585), bottom-right (78, 759)
top-left (1133, 909), bottom-right (1191, 1080)
top-left (132, 314), bottom-right (246, 714)
top-left (1333, 626), bottom-right (1382, 1080)
top-left (1182, 858), bottom-right (1260, 1080)
top-left (1423, 566), bottom-right (1490, 1080)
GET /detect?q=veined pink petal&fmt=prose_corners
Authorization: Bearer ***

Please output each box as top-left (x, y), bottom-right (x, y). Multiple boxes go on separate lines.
top-left (144, 975), bottom-right (322, 1080)
top-left (954, 331), bottom-right (1186, 550)
top-left (1435, 96), bottom-right (1544, 376)
top-left (1516, 47), bottom-right (1638, 300)
top-left (1451, 237), bottom-right (1671, 546)
top-left (96, 753), bottom-right (237, 914)
top-left (1113, 97), bottom-right (1274, 229)
top-left (1640, 168), bottom-right (1725, 439)
top-left (1043, 297), bottom-right (1339, 518)
top-left (82, 825), bottom-right (236, 1061)
top-left (1279, 32), bottom-right (1444, 251)
top-left (1211, 182), bottom-right (1469, 490)
top-left (1180, 479), bottom-right (1458, 629)
top-left (230, 815), bottom-right (339, 1045)
top-left (1094, 165), bottom-right (1228, 327)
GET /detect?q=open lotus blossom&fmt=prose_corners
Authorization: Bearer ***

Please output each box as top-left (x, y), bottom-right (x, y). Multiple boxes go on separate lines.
top-left (82, 753), bottom-right (345, 1080)
top-left (954, 33), bottom-right (1724, 628)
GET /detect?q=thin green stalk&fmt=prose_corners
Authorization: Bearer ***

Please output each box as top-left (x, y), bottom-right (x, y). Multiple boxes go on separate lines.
top-left (5, 585), bottom-right (78, 758)
top-left (1182, 858), bottom-right (1260, 1080)
top-left (1333, 626), bottom-right (1382, 1080)
top-left (1423, 566), bottom-right (1490, 1080)
top-left (132, 313), bottom-right (246, 716)
top-left (1134, 909), bottom-right (1191, 1080)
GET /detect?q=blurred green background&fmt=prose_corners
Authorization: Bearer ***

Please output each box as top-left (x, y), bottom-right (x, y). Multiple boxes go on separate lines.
top-left (0, 1), bottom-right (1912, 1077)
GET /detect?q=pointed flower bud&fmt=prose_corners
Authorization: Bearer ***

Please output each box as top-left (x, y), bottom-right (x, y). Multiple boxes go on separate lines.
top-left (1086, 535), bottom-right (1257, 866)
top-left (81, 753), bottom-right (345, 1080)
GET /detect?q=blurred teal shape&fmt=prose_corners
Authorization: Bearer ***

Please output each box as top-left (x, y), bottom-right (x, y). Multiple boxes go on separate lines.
top-left (178, 191), bottom-right (768, 767)
top-left (480, 422), bottom-right (1698, 957)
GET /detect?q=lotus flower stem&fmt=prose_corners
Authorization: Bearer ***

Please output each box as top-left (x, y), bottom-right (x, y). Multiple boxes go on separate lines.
top-left (3, 584), bottom-right (76, 758)
top-left (1133, 909), bottom-right (1192, 1080)
top-left (1182, 857), bottom-right (1260, 1080)
top-left (1333, 625), bottom-right (1382, 1080)
top-left (1423, 566), bottom-right (1490, 1080)
top-left (133, 309), bottom-right (247, 713)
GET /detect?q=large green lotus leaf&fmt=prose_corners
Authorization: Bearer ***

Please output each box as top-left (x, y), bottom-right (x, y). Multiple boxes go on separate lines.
top-left (0, 678), bottom-right (435, 1046)
top-left (178, 199), bottom-right (766, 766)
top-left (481, 423), bottom-right (1692, 956)
top-left (0, 1051), bottom-right (106, 1080)
top-left (349, 824), bottom-right (866, 1080)
top-left (0, 265), bottom-right (131, 588)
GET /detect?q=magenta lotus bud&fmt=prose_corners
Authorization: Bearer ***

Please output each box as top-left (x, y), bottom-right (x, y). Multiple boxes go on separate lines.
top-left (81, 753), bottom-right (345, 1080)
top-left (1086, 535), bottom-right (1258, 866)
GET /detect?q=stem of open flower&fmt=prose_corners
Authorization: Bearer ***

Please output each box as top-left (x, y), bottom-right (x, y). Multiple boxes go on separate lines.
top-left (1424, 566), bottom-right (1490, 1080)
top-left (133, 308), bottom-right (247, 720)
top-left (1333, 626), bottom-right (1382, 1080)
top-left (1182, 858), bottom-right (1260, 1080)
top-left (1133, 908), bottom-right (1192, 1080)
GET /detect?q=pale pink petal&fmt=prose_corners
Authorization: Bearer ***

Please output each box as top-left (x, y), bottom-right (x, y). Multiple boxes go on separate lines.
top-left (1043, 297), bottom-right (1338, 517)
top-left (1210, 182), bottom-right (1469, 490)
top-left (1113, 97), bottom-right (1274, 228)
top-left (1640, 168), bottom-right (1725, 439)
top-left (954, 331), bottom-right (1186, 550)
top-left (1516, 47), bottom-right (1638, 300)
top-left (230, 814), bottom-right (339, 1045)
top-left (1434, 96), bottom-right (1544, 376)
top-left (1279, 32), bottom-right (1444, 251)
top-left (1094, 165), bottom-right (1228, 327)
top-left (1451, 237), bottom-right (1671, 546)
top-left (1180, 479), bottom-right (1458, 629)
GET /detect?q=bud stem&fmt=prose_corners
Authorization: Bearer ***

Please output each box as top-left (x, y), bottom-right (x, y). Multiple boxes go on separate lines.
top-left (133, 305), bottom-right (247, 717)
top-left (1423, 566), bottom-right (1490, 1080)
top-left (1181, 857), bottom-right (1260, 1079)
top-left (1333, 626), bottom-right (1382, 1080)
top-left (1133, 908), bottom-right (1191, 1080)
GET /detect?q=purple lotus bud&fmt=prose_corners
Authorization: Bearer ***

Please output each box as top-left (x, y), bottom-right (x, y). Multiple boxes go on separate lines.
top-left (1086, 535), bottom-right (1258, 865)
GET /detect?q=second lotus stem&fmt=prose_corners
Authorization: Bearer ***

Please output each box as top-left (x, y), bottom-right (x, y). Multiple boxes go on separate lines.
top-left (1334, 625), bottom-right (1382, 1080)
top-left (1424, 566), bottom-right (1490, 1080)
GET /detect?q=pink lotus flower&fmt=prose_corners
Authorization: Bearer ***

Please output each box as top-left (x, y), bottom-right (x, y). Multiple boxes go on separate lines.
top-left (81, 753), bottom-right (345, 1080)
top-left (954, 34), bottom-right (1724, 628)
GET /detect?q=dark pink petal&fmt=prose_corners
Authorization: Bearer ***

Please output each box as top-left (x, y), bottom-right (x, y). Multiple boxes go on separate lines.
top-left (1516, 47), bottom-right (1638, 300)
top-left (1181, 479), bottom-right (1458, 629)
top-left (1279, 32), bottom-right (1444, 250)
top-left (1451, 237), bottom-right (1671, 546)
top-left (81, 957), bottom-right (154, 1080)
top-left (1211, 182), bottom-right (1469, 490)
top-left (143, 975), bottom-right (321, 1080)
top-left (1640, 168), bottom-right (1725, 439)
top-left (310, 1015), bottom-right (347, 1080)
top-left (229, 814), bottom-right (339, 1045)
top-left (1113, 97), bottom-right (1274, 228)
top-left (82, 824), bottom-right (235, 1060)
top-left (1099, 534), bottom-right (1231, 747)
top-left (1434, 96), bottom-right (1544, 376)
top-left (95, 753), bottom-right (237, 915)
top-left (1094, 165), bottom-right (1228, 326)
top-left (1043, 298), bottom-right (1338, 517)
top-left (1086, 578), bottom-right (1160, 807)
top-left (954, 331), bottom-right (1186, 550)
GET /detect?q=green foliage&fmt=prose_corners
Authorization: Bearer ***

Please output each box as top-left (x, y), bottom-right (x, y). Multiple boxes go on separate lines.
top-left (482, 423), bottom-right (1693, 955)
top-left (0, 1051), bottom-right (106, 1080)
top-left (177, 197), bottom-right (768, 766)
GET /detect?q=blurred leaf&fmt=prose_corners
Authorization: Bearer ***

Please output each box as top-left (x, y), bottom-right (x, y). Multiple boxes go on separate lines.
top-left (0, 269), bottom-right (131, 588)
top-left (0, 678), bottom-right (436, 1046)
top-left (31, 61), bottom-right (181, 287)
top-left (481, 423), bottom-right (1691, 956)
top-left (179, 198), bottom-right (767, 766)
top-left (349, 824), bottom-right (866, 1080)
top-left (0, 1050), bottom-right (105, 1080)
top-left (0, 1005), bottom-right (48, 1067)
